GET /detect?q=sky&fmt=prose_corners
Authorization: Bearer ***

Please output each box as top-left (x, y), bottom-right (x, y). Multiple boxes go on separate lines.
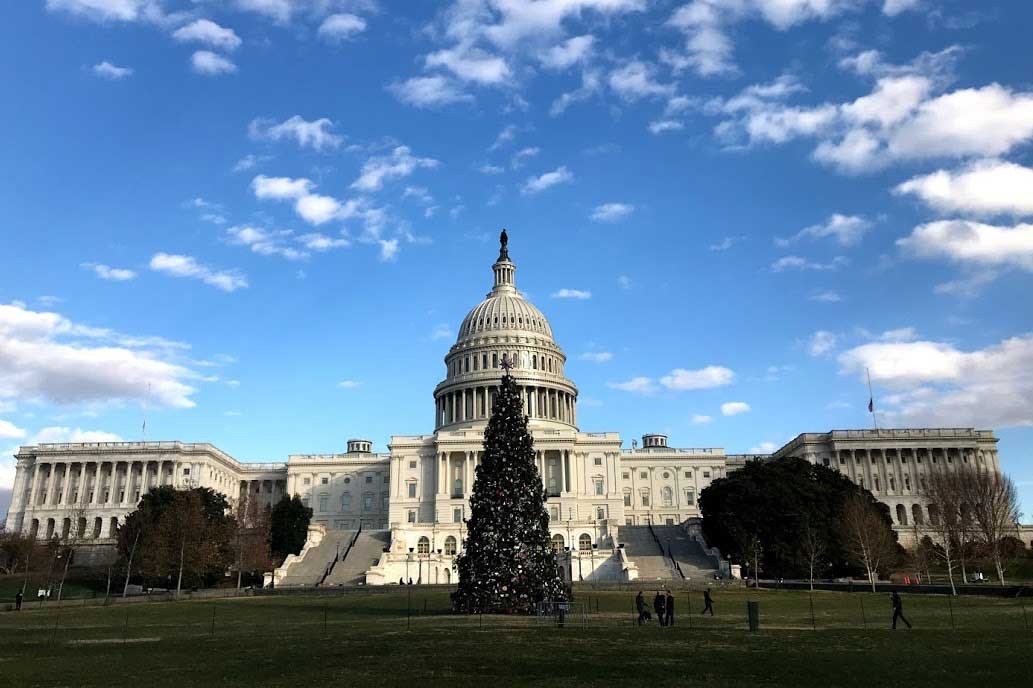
top-left (2, 0), bottom-right (1032, 518)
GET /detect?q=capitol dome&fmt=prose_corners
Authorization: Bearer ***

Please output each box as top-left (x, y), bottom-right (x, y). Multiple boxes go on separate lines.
top-left (433, 230), bottom-right (578, 431)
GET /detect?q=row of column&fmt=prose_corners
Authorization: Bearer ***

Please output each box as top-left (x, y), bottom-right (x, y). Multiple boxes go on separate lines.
top-left (433, 449), bottom-right (574, 499)
top-left (436, 385), bottom-right (577, 426)
top-left (17, 459), bottom-right (184, 512)
top-left (832, 446), bottom-right (992, 496)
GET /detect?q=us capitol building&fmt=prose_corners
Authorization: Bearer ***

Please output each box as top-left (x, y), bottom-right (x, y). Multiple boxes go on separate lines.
top-left (2, 233), bottom-right (1018, 584)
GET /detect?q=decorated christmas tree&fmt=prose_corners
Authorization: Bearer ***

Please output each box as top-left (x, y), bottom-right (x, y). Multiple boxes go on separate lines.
top-left (452, 357), bottom-right (565, 613)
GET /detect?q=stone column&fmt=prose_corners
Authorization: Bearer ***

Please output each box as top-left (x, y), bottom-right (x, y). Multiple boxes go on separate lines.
top-left (561, 451), bottom-right (569, 494)
top-left (45, 462), bottom-right (59, 506)
top-left (446, 453), bottom-right (453, 497)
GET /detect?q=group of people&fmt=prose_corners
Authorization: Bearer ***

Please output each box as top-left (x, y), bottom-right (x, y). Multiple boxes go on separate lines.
top-left (634, 588), bottom-right (716, 626)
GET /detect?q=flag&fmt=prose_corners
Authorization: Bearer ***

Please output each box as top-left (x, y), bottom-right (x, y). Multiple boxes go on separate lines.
top-left (868, 397), bottom-right (874, 413)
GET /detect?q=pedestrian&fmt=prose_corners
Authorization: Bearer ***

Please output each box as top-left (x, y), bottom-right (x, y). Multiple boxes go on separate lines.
top-left (399, 577), bottom-right (405, 585)
top-left (890, 591), bottom-right (912, 630)
top-left (653, 590), bottom-right (666, 627)
top-left (14, 590), bottom-right (23, 611)
top-left (701, 588), bottom-right (714, 616)
top-left (665, 591), bottom-right (675, 627)
top-left (635, 591), bottom-right (648, 626)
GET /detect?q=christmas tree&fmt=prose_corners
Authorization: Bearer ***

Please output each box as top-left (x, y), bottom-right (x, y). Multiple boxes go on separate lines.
top-left (452, 357), bottom-right (565, 613)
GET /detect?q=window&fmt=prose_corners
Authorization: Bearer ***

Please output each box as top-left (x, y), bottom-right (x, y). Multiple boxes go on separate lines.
top-left (662, 471), bottom-right (670, 479)
top-left (684, 471), bottom-right (692, 478)
top-left (408, 483), bottom-right (417, 499)
top-left (344, 477), bottom-right (351, 484)
top-left (662, 486), bottom-right (673, 507)
top-left (889, 476), bottom-right (896, 491)
top-left (596, 506), bottom-right (605, 520)
top-left (702, 471), bottom-right (711, 478)
top-left (822, 458), bottom-right (830, 467)
top-left (409, 461), bottom-right (417, 469)
top-left (685, 490), bottom-right (695, 505)
top-left (639, 471), bottom-right (647, 479)
top-left (874, 477), bottom-right (881, 491)
top-left (383, 476), bottom-right (390, 484)
top-left (839, 456), bottom-right (845, 465)
top-left (641, 491), bottom-right (650, 506)
top-left (363, 494), bottom-right (373, 511)
top-left (381, 494), bottom-right (388, 510)
top-left (321, 477), bottom-right (329, 485)
top-left (303, 477), bottom-right (311, 486)
top-left (407, 510), bottom-right (416, 523)
top-left (365, 476), bottom-right (373, 484)
top-left (551, 534), bottom-right (565, 552)
top-left (318, 495), bottom-right (328, 512)
top-left (594, 479), bottom-right (604, 496)
top-left (622, 472), bottom-right (630, 480)
top-left (594, 457), bottom-right (602, 466)
top-left (904, 476), bottom-right (911, 491)
top-left (623, 491), bottom-right (632, 507)
top-left (550, 506), bottom-right (559, 521)
top-left (578, 534), bottom-right (592, 551)
top-left (341, 493), bottom-right (352, 510)
top-left (453, 508), bottom-right (463, 523)
top-left (417, 536), bottom-right (430, 555)
top-left (445, 536), bottom-right (457, 555)
top-left (183, 468), bottom-right (190, 476)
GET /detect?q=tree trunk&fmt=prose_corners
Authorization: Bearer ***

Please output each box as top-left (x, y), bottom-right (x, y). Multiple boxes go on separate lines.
top-left (122, 531), bottom-right (140, 598)
top-left (57, 550), bottom-right (72, 603)
top-left (867, 565), bottom-right (876, 593)
top-left (809, 561), bottom-right (815, 592)
top-left (176, 538), bottom-right (185, 596)
top-left (993, 553), bottom-right (1005, 586)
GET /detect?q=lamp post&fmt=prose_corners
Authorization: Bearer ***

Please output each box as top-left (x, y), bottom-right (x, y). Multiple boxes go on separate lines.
top-left (436, 549), bottom-right (442, 585)
top-left (407, 547), bottom-right (413, 585)
top-left (590, 543), bottom-right (597, 582)
top-left (418, 550), bottom-right (424, 585)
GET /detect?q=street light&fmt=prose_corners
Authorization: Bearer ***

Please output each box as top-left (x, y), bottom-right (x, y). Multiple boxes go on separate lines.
top-left (407, 547), bottom-right (413, 585)
top-left (590, 543), bottom-right (597, 582)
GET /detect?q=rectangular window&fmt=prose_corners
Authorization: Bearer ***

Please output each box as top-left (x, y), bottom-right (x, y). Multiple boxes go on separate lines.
top-left (383, 476), bottom-right (389, 484)
top-left (407, 510), bottom-right (416, 523)
top-left (639, 472), bottom-right (647, 479)
top-left (822, 458), bottom-right (830, 467)
top-left (183, 468), bottom-right (190, 476)
top-left (685, 491), bottom-right (695, 505)
top-left (622, 472), bottom-right (630, 480)
top-left (408, 483), bottom-right (417, 498)
top-left (839, 456), bottom-right (845, 465)
top-left (596, 507), bottom-right (605, 520)
top-left (874, 477), bottom-right (881, 491)
top-left (641, 493), bottom-right (650, 506)
top-left (381, 494), bottom-right (388, 510)
top-left (684, 471), bottom-right (691, 478)
top-left (303, 477), bottom-right (311, 486)
top-left (594, 479), bottom-right (604, 496)
top-left (703, 471), bottom-right (711, 478)
top-left (409, 461), bottom-right (417, 469)
top-left (318, 495), bottom-right (328, 512)
top-left (363, 494), bottom-right (373, 511)
top-left (321, 477), bottom-right (329, 485)
top-left (593, 457), bottom-right (602, 466)
top-left (550, 506), bottom-right (559, 521)
top-left (366, 476), bottom-right (373, 484)
top-left (453, 508), bottom-right (463, 523)
top-left (623, 493), bottom-right (631, 507)
top-left (889, 477), bottom-right (896, 491)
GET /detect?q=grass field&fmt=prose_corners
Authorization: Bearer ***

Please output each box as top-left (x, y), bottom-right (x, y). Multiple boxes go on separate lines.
top-left (1, 586), bottom-right (1030, 687)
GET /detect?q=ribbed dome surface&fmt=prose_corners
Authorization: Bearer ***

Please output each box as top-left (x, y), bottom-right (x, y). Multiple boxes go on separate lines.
top-left (458, 293), bottom-right (554, 340)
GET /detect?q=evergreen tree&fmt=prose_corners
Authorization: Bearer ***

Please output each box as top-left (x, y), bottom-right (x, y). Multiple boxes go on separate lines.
top-left (270, 494), bottom-right (312, 563)
top-left (452, 361), bottom-right (564, 613)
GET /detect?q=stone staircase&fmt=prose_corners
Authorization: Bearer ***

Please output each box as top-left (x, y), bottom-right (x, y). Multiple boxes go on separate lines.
top-left (323, 530), bottom-right (391, 586)
top-left (277, 530), bottom-right (356, 587)
top-left (618, 525), bottom-right (721, 581)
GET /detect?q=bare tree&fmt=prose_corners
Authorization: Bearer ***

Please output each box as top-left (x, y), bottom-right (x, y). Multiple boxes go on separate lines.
top-left (732, 527), bottom-right (762, 588)
top-left (121, 519), bottom-right (142, 598)
top-left (925, 469), bottom-right (965, 595)
top-left (839, 494), bottom-right (897, 592)
top-left (56, 505), bottom-right (89, 603)
top-left (801, 519), bottom-right (826, 591)
top-left (963, 469), bottom-right (1020, 585)
top-left (233, 494), bottom-right (272, 589)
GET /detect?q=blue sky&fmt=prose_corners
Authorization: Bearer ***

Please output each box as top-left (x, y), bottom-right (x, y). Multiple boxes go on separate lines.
top-left (2, 1), bottom-right (1032, 517)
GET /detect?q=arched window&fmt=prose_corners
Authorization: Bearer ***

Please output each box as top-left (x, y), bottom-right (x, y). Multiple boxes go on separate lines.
top-left (417, 536), bottom-right (430, 554)
top-left (912, 504), bottom-right (924, 526)
top-left (578, 533), bottom-right (592, 551)
top-left (551, 534), bottom-right (565, 552)
top-left (662, 486), bottom-right (673, 507)
top-left (444, 536), bottom-right (457, 555)
top-left (896, 504), bottom-right (908, 525)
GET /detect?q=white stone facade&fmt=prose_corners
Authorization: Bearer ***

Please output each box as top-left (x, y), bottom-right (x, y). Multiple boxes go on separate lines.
top-left (3, 233), bottom-right (1025, 579)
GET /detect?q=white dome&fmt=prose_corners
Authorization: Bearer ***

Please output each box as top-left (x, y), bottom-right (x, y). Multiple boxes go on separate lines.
top-left (458, 293), bottom-right (554, 341)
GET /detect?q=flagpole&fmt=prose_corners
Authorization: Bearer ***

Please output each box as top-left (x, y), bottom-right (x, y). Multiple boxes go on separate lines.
top-left (866, 368), bottom-right (878, 432)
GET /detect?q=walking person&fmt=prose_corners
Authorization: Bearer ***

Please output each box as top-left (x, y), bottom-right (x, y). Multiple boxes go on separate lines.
top-left (14, 590), bottom-right (23, 611)
top-left (890, 591), bottom-right (912, 630)
top-left (653, 591), bottom-right (666, 627)
top-left (635, 591), bottom-right (648, 626)
top-left (701, 588), bottom-right (714, 616)
top-left (665, 591), bottom-right (675, 627)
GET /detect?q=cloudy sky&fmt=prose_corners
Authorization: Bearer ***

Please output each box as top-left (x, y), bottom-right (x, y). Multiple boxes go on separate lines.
top-left (2, 1), bottom-right (1032, 516)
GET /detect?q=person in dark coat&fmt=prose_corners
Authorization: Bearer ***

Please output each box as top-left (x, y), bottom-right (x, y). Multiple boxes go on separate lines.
top-left (665, 591), bottom-right (675, 626)
top-left (14, 590), bottom-right (23, 611)
top-left (701, 588), bottom-right (714, 616)
top-left (891, 591), bottom-right (912, 629)
top-left (653, 591), bottom-right (666, 626)
top-left (635, 591), bottom-right (648, 626)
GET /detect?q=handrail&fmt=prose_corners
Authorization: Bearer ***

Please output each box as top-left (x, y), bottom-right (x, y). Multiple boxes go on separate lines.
top-left (318, 524), bottom-right (362, 587)
top-left (647, 523), bottom-right (686, 580)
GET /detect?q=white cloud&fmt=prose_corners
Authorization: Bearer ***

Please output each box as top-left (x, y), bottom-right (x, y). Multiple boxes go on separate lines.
top-left (809, 290), bottom-right (842, 303)
top-left (591, 203), bottom-right (634, 223)
top-left (251, 174), bottom-right (313, 200)
top-left (352, 146), bottom-right (439, 192)
top-left (709, 236), bottom-right (742, 251)
top-left (232, 154), bottom-right (271, 173)
top-left (149, 253), bottom-right (248, 292)
top-left (29, 426), bottom-right (123, 444)
top-left (807, 330), bottom-right (838, 356)
top-left (489, 124), bottom-right (518, 151)
top-left (608, 61), bottom-right (674, 101)
top-left (894, 159), bottom-right (1033, 216)
top-left (479, 164), bottom-right (505, 175)
top-left (780, 213), bottom-right (872, 247)
top-left (430, 324), bottom-right (453, 340)
top-left (92, 61), bottom-right (133, 79)
top-left (608, 377), bottom-right (656, 394)
top-left (225, 225), bottom-right (306, 260)
top-left (249, 115), bottom-right (343, 152)
top-left (426, 47), bottom-right (511, 85)
top-left (510, 146), bottom-right (539, 168)
top-left (337, 380), bottom-right (362, 389)
top-left (771, 255), bottom-right (847, 272)
top-left (522, 166), bottom-right (573, 194)
top-left (690, 414), bottom-right (713, 425)
top-left (550, 69), bottom-right (602, 116)
top-left (81, 263), bottom-right (137, 281)
top-left (388, 76), bottom-right (472, 108)
top-left (378, 239), bottom-right (400, 262)
top-left (551, 288), bottom-right (591, 299)
top-left (191, 50), bottom-right (237, 76)
top-left (648, 119), bottom-right (684, 134)
top-left (46, 0), bottom-right (154, 22)
top-left (294, 194), bottom-right (343, 225)
top-left (539, 34), bottom-right (595, 70)
top-left (748, 441), bottom-right (777, 454)
top-left (0, 301), bottom-right (200, 409)
top-left (172, 19), bottom-right (242, 51)
top-left (660, 366), bottom-right (735, 390)
top-left (579, 351), bottom-right (613, 363)
top-left (0, 420), bottom-right (26, 440)
top-left (297, 233), bottom-right (349, 251)
top-left (721, 401), bottom-right (750, 416)
top-left (318, 13), bottom-right (367, 41)
top-left (236, 0), bottom-right (294, 23)
top-left (838, 333), bottom-right (1033, 427)
top-left (897, 220), bottom-right (1033, 271)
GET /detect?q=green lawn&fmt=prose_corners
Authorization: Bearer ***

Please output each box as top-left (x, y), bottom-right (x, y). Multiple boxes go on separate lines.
top-left (1, 586), bottom-right (1030, 687)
